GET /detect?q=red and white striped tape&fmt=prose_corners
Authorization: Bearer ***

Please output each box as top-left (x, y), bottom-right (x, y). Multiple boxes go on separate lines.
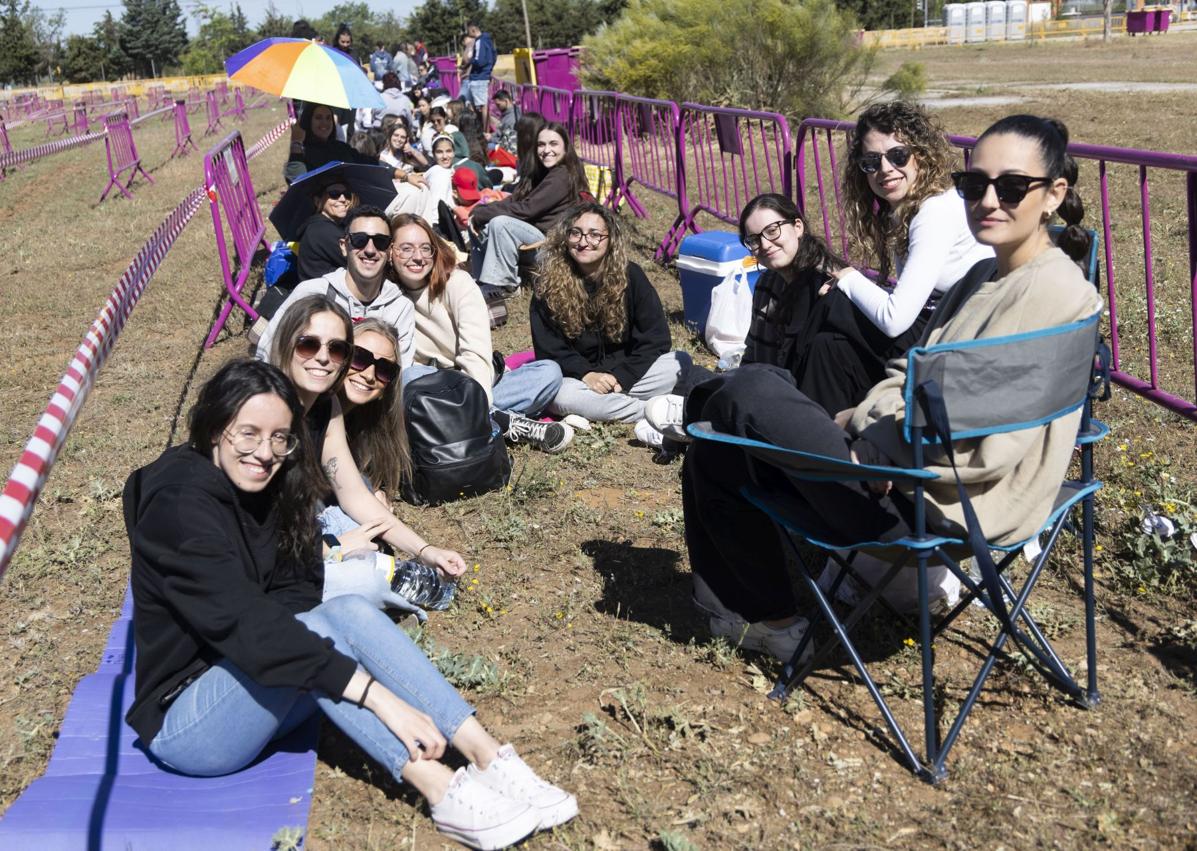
top-left (0, 103), bottom-right (181, 173)
top-left (0, 113), bottom-right (293, 580)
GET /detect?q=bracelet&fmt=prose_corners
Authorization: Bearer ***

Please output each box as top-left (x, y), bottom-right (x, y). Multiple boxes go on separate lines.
top-left (417, 543), bottom-right (432, 562)
top-left (357, 676), bottom-right (375, 709)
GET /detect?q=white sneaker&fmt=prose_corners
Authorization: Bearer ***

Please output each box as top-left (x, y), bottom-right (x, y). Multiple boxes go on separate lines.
top-left (633, 418), bottom-right (664, 448)
top-left (644, 393), bottom-right (689, 442)
top-left (430, 767), bottom-right (541, 850)
top-left (469, 744), bottom-right (579, 831)
top-left (562, 414), bottom-right (591, 431)
top-left (694, 575), bottom-right (812, 664)
top-left (817, 554), bottom-right (962, 615)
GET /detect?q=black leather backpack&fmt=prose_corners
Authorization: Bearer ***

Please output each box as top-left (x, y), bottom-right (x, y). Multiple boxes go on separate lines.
top-left (400, 369), bottom-right (511, 505)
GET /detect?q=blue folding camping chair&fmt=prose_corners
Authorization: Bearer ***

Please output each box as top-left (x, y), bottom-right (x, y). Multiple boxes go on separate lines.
top-left (688, 309), bottom-right (1109, 783)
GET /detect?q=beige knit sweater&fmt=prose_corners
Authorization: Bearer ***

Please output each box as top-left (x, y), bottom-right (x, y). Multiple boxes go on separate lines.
top-left (850, 246), bottom-right (1103, 545)
top-left (400, 268), bottom-right (495, 403)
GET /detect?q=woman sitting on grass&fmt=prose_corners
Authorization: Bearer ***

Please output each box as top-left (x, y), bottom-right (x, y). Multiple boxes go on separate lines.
top-left (389, 214), bottom-right (571, 454)
top-left (124, 357), bottom-right (578, 850)
top-left (660, 114), bottom-right (1099, 661)
top-left (530, 202), bottom-right (692, 440)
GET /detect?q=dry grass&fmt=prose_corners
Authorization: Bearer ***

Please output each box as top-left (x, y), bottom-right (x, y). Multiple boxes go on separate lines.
top-left (1, 39), bottom-right (1197, 850)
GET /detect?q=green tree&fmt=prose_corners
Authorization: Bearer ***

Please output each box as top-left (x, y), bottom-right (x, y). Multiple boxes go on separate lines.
top-left (405, 0), bottom-right (487, 57)
top-left (582, 0), bottom-right (923, 120)
top-left (120, 0), bottom-right (188, 77)
top-left (93, 11), bottom-right (133, 79)
top-left (487, 0), bottom-right (623, 52)
top-left (0, 0), bottom-right (41, 85)
top-left (312, 3), bottom-right (407, 58)
top-left (255, 1), bottom-right (293, 38)
top-left (179, 3), bottom-right (255, 74)
top-left (63, 34), bottom-right (102, 82)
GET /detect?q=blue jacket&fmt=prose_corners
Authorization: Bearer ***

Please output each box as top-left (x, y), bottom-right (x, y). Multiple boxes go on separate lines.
top-left (469, 32), bottom-right (496, 80)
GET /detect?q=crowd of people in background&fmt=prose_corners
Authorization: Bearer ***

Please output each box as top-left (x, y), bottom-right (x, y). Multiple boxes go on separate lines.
top-left (120, 15), bottom-right (1103, 847)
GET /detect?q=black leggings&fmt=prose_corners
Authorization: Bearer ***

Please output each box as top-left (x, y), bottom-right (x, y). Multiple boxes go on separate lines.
top-left (681, 365), bottom-right (911, 622)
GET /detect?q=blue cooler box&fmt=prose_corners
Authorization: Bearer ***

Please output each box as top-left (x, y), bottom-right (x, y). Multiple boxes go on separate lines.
top-left (675, 231), bottom-right (760, 335)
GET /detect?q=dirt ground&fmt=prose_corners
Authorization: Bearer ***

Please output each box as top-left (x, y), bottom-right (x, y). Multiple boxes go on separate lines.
top-left (2, 37), bottom-right (1196, 850)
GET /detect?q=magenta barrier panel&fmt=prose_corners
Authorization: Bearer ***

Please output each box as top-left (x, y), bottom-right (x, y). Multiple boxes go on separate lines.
top-left (613, 94), bottom-right (683, 235)
top-left (795, 117), bottom-right (1197, 421)
top-left (72, 102), bottom-right (90, 135)
top-left (215, 80), bottom-right (229, 104)
top-left (204, 130), bottom-right (272, 348)
top-left (529, 85), bottom-right (573, 124)
top-left (431, 56), bottom-right (462, 98)
top-left (99, 111), bottom-right (153, 203)
top-left (516, 84), bottom-right (538, 117)
top-left (568, 89), bottom-right (621, 179)
top-left (44, 110), bottom-right (69, 138)
top-left (0, 118), bottom-right (10, 155)
top-left (187, 86), bottom-right (203, 114)
top-left (171, 99), bottom-right (197, 158)
top-left (662, 103), bottom-right (793, 258)
top-left (204, 89), bottom-right (225, 136)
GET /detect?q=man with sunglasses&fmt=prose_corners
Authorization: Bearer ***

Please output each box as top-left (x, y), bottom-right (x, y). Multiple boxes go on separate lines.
top-left (257, 206), bottom-right (414, 368)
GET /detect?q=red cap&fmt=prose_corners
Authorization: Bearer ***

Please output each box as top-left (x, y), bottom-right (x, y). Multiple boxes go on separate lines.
top-left (452, 167), bottom-right (481, 203)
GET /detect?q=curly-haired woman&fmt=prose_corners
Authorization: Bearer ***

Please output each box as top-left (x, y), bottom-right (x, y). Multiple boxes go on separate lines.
top-left (531, 202), bottom-right (691, 428)
top-left (834, 101), bottom-right (992, 347)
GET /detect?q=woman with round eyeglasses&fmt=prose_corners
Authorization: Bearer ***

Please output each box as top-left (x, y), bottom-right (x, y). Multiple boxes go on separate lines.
top-left (665, 114), bottom-right (1100, 663)
top-left (530, 202), bottom-right (691, 432)
top-left (835, 101), bottom-right (992, 347)
top-left (388, 215), bottom-right (570, 453)
top-left (125, 356), bottom-right (578, 849)
top-left (269, 294), bottom-right (467, 577)
top-left (470, 122), bottom-right (590, 295)
top-left (297, 180), bottom-right (358, 281)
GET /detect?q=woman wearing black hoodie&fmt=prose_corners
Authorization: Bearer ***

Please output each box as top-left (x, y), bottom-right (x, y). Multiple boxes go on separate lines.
top-left (124, 359), bottom-right (577, 848)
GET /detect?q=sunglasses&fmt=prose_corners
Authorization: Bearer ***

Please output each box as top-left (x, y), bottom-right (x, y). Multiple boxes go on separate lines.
top-left (349, 345), bottom-right (399, 384)
top-left (858, 145), bottom-right (912, 174)
top-left (346, 231), bottom-right (393, 251)
top-left (951, 172), bottom-right (1053, 204)
top-left (324, 187), bottom-right (350, 200)
top-left (294, 335), bottom-right (351, 364)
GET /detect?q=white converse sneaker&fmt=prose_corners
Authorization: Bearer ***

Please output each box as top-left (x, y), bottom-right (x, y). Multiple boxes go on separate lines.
top-left (430, 767), bottom-right (541, 850)
top-left (694, 575), bottom-right (812, 664)
top-left (644, 393), bottom-right (689, 442)
top-left (562, 414), bottom-right (592, 431)
top-left (469, 745), bottom-right (579, 831)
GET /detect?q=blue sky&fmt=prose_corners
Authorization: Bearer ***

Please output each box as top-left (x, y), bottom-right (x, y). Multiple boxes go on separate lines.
top-left (46, 0), bottom-right (421, 38)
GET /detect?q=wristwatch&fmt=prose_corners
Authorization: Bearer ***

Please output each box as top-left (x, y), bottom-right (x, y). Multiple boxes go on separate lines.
top-left (322, 533), bottom-right (340, 549)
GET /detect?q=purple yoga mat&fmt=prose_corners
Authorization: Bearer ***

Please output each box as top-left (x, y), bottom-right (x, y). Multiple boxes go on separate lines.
top-left (0, 592), bottom-right (321, 849)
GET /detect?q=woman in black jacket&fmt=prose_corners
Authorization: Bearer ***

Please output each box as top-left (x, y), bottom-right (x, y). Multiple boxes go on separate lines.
top-left (296, 179), bottom-right (357, 281)
top-left (124, 359), bottom-right (576, 849)
top-left (530, 202), bottom-right (691, 427)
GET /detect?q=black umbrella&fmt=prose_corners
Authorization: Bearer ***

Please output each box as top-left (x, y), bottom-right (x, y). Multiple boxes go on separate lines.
top-left (270, 161), bottom-right (398, 242)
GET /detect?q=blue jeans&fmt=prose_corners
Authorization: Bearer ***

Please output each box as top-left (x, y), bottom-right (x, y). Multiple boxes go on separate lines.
top-left (148, 595), bottom-right (474, 778)
top-left (403, 360), bottom-right (562, 417)
top-left (467, 79), bottom-right (490, 108)
top-left (471, 215), bottom-right (544, 290)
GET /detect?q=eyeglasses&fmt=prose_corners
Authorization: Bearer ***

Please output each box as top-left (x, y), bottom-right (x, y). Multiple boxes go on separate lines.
top-left (567, 228), bottom-right (609, 246)
top-left (350, 345), bottom-right (399, 384)
top-left (294, 335), bottom-right (351, 364)
top-left (224, 428), bottom-right (299, 458)
top-left (346, 231), bottom-right (393, 252)
top-left (324, 187), bottom-right (350, 200)
top-left (951, 171), bottom-right (1054, 204)
top-left (858, 145), bottom-right (912, 174)
top-left (741, 220), bottom-right (794, 251)
top-left (393, 242), bottom-right (435, 259)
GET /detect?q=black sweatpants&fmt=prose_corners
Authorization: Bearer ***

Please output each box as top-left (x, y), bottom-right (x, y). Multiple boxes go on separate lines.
top-left (681, 365), bottom-right (912, 622)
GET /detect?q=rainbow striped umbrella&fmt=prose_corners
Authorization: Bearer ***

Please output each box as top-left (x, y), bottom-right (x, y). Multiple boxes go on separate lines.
top-left (225, 38), bottom-right (384, 110)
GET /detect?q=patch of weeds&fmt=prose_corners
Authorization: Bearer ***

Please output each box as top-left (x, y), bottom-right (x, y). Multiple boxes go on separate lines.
top-left (1025, 601), bottom-right (1079, 639)
top-left (483, 512), bottom-right (529, 548)
top-left (270, 826), bottom-right (304, 851)
top-left (574, 422), bottom-right (618, 462)
top-left (505, 458), bottom-right (559, 504)
top-left (651, 508), bottom-right (685, 536)
top-left (406, 625), bottom-right (510, 695)
top-left (574, 711), bottom-right (630, 764)
top-left (655, 829), bottom-right (700, 851)
top-left (698, 635), bottom-right (738, 670)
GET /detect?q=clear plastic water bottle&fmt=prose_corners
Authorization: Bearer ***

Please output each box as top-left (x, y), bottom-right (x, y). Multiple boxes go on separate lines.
top-left (387, 556), bottom-right (456, 610)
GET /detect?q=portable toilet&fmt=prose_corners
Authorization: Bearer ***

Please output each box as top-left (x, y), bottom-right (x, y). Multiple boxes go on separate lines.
top-left (945, 4), bottom-right (968, 42)
top-left (986, 1), bottom-right (1007, 39)
top-left (965, 3), bottom-right (988, 41)
top-left (1007, 0), bottom-right (1027, 39)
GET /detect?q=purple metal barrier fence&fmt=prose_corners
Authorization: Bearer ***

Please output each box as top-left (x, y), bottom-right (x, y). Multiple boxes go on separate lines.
top-left (98, 111), bottom-right (153, 203)
top-left (222, 88), bottom-right (246, 121)
top-left (171, 99), bottom-right (197, 158)
top-left (44, 110), bottom-right (69, 138)
top-left (568, 89), bottom-right (621, 205)
top-left (516, 84), bottom-right (538, 117)
top-left (0, 118), bottom-right (9, 180)
top-left (187, 87), bottom-right (203, 114)
top-left (613, 94), bottom-right (683, 232)
top-left (123, 96), bottom-right (139, 120)
top-left (203, 131), bottom-right (271, 348)
top-left (794, 117), bottom-right (1197, 421)
top-left (431, 55), bottom-right (462, 98)
top-left (526, 85), bottom-right (572, 124)
top-left (215, 80), bottom-right (229, 105)
top-left (658, 103), bottom-right (793, 259)
top-left (203, 90), bottom-right (224, 136)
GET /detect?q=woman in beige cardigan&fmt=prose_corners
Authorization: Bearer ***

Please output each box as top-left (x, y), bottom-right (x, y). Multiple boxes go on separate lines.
top-left (671, 114), bottom-right (1101, 661)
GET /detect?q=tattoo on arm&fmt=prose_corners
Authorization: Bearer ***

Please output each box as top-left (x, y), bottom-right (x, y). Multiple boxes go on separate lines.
top-left (323, 457), bottom-right (339, 485)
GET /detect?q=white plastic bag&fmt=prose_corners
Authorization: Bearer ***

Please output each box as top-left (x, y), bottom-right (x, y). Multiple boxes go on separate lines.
top-left (704, 264), bottom-right (753, 358)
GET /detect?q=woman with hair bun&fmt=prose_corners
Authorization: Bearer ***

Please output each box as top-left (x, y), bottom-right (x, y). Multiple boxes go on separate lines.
top-left (835, 101), bottom-right (993, 346)
top-left (664, 114), bottom-right (1101, 662)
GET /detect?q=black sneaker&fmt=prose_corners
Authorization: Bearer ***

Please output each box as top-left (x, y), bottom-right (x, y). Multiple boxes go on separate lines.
top-left (390, 559), bottom-right (456, 610)
top-left (500, 412), bottom-right (574, 453)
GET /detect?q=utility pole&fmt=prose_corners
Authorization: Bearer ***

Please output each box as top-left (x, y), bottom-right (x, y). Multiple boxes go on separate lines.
top-left (521, 0), bottom-right (533, 51)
